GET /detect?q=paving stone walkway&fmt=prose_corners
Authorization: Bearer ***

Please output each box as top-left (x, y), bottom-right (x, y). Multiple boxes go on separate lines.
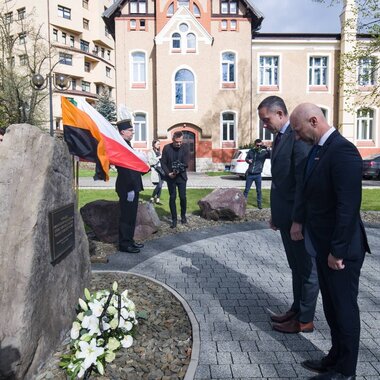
top-left (93, 222), bottom-right (380, 379)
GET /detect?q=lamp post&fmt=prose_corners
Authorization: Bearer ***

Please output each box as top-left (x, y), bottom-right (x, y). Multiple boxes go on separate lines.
top-left (31, 72), bottom-right (70, 136)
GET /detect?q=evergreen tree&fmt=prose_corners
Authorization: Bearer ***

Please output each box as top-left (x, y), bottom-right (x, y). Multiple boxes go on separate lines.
top-left (95, 90), bottom-right (117, 122)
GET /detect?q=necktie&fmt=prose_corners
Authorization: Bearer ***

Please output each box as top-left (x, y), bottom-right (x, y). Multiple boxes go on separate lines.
top-left (273, 132), bottom-right (282, 151)
top-left (306, 145), bottom-right (321, 175)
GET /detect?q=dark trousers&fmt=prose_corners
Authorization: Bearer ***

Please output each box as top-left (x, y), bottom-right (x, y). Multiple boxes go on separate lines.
top-left (243, 173), bottom-right (262, 206)
top-left (316, 252), bottom-right (364, 376)
top-left (118, 192), bottom-right (139, 249)
top-left (152, 177), bottom-right (163, 198)
top-left (280, 229), bottom-right (319, 323)
top-left (167, 179), bottom-right (187, 221)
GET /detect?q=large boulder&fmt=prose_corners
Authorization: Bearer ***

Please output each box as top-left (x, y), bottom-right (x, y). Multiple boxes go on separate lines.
top-left (80, 200), bottom-right (161, 244)
top-left (198, 188), bottom-right (246, 220)
top-left (0, 124), bottom-right (91, 380)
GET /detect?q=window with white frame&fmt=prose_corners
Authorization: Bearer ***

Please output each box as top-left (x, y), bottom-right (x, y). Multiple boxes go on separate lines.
top-left (178, 0), bottom-right (189, 7)
top-left (131, 52), bottom-right (146, 85)
top-left (259, 56), bottom-right (278, 86)
top-left (133, 113), bottom-right (147, 141)
top-left (193, 3), bottom-right (201, 16)
top-left (186, 33), bottom-right (196, 50)
top-left (18, 32), bottom-right (26, 44)
top-left (221, 52), bottom-right (236, 84)
top-left (130, 0), bottom-right (146, 13)
top-left (19, 54), bottom-right (27, 66)
top-left (356, 108), bottom-right (374, 140)
top-left (59, 52), bottom-right (72, 65)
top-left (221, 0), bottom-right (237, 14)
top-left (175, 69), bottom-right (194, 106)
top-left (172, 33), bottom-right (181, 49)
top-left (106, 66), bottom-right (111, 78)
top-left (222, 112), bottom-right (235, 141)
top-left (358, 57), bottom-right (376, 86)
top-left (17, 7), bottom-right (26, 20)
top-left (258, 120), bottom-right (273, 141)
top-left (309, 56), bottom-right (328, 86)
top-left (167, 2), bottom-right (174, 16)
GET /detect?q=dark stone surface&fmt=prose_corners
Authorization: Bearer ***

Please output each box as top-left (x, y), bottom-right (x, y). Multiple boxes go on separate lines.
top-left (198, 188), bottom-right (246, 220)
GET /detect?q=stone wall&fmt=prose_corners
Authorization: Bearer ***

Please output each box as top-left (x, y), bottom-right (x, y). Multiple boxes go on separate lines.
top-left (0, 124), bottom-right (91, 379)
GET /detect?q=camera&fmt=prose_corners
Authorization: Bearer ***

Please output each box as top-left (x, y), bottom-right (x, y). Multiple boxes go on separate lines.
top-left (172, 160), bottom-right (186, 174)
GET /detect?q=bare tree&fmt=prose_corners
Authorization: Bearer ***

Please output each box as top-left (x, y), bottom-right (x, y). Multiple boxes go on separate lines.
top-left (313, 0), bottom-right (380, 106)
top-left (0, 7), bottom-right (50, 129)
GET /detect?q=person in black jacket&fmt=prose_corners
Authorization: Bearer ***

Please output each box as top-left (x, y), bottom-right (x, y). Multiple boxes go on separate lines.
top-left (115, 120), bottom-right (144, 254)
top-left (161, 131), bottom-right (190, 228)
top-left (243, 139), bottom-right (270, 209)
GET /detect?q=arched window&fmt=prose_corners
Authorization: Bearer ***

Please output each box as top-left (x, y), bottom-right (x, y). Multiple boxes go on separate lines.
top-left (172, 32), bottom-right (181, 49)
top-left (222, 112), bottom-right (235, 141)
top-left (178, 0), bottom-right (189, 7)
top-left (356, 108), bottom-right (374, 140)
top-left (131, 51), bottom-right (146, 86)
top-left (193, 3), bottom-right (201, 16)
top-left (186, 33), bottom-right (196, 50)
top-left (134, 113), bottom-right (147, 141)
top-left (167, 2), bottom-right (174, 16)
top-left (175, 69), bottom-right (194, 106)
top-left (221, 52), bottom-right (235, 84)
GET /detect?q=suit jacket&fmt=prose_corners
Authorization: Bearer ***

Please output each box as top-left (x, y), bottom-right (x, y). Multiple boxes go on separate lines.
top-left (303, 130), bottom-right (370, 259)
top-left (270, 125), bottom-right (310, 229)
top-left (161, 143), bottom-right (190, 182)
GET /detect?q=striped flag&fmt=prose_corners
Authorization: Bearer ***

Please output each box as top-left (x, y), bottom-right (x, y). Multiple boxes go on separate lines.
top-left (62, 97), bottom-right (149, 181)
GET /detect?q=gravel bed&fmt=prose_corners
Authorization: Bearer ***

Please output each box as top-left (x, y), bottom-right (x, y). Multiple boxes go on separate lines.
top-left (36, 273), bottom-right (192, 380)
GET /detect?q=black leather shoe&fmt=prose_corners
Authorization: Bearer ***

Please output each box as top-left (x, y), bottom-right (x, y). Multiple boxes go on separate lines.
top-left (119, 246), bottom-right (140, 254)
top-left (308, 370), bottom-right (355, 380)
top-left (132, 242), bottom-right (144, 249)
top-left (170, 220), bottom-right (177, 228)
top-left (181, 216), bottom-right (187, 224)
top-left (302, 358), bottom-right (334, 373)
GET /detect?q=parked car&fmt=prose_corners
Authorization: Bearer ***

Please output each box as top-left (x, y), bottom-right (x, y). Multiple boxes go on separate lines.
top-left (362, 154), bottom-right (380, 179)
top-left (228, 148), bottom-right (272, 179)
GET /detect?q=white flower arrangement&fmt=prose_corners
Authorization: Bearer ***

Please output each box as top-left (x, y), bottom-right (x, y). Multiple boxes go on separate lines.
top-left (60, 282), bottom-right (138, 379)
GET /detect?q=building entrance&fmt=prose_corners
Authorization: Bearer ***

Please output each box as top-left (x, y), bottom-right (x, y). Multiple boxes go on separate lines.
top-left (182, 131), bottom-right (195, 172)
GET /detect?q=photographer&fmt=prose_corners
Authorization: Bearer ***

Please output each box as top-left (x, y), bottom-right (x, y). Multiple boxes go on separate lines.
top-left (243, 138), bottom-right (270, 209)
top-left (161, 131), bottom-right (190, 228)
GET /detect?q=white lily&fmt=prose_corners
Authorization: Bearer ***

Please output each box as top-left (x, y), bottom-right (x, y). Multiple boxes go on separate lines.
top-left (76, 338), bottom-right (104, 370)
top-left (88, 299), bottom-right (104, 317)
top-left (81, 314), bottom-right (100, 336)
top-left (70, 321), bottom-right (81, 340)
top-left (124, 321), bottom-right (133, 331)
top-left (121, 335), bottom-right (133, 348)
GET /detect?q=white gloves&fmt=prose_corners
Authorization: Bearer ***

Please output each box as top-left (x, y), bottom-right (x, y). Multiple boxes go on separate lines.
top-left (127, 190), bottom-right (135, 202)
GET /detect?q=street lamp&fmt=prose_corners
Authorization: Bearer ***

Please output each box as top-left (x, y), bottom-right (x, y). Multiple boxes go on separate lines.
top-left (31, 72), bottom-right (71, 136)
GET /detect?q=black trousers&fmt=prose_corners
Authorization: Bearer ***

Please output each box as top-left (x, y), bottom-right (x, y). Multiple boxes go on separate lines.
top-left (167, 179), bottom-right (187, 221)
top-left (316, 251), bottom-right (365, 376)
top-left (118, 192), bottom-right (139, 249)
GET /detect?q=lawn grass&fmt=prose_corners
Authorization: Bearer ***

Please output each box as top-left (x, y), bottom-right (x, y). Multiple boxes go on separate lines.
top-left (78, 188), bottom-right (380, 214)
top-left (205, 171), bottom-right (229, 176)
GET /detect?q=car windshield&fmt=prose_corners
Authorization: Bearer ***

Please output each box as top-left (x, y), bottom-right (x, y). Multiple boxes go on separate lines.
top-left (232, 150), bottom-right (243, 159)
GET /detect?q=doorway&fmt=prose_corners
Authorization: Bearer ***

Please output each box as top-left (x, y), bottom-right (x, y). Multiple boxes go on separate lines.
top-left (182, 131), bottom-right (195, 171)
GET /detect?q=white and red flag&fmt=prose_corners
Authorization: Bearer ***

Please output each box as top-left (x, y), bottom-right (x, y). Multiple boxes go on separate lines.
top-left (61, 97), bottom-right (149, 181)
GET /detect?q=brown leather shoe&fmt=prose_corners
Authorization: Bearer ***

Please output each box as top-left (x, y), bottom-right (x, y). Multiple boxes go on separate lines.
top-left (272, 319), bottom-right (314, 333)
top-left (270, 310), bottom-right (297, 323)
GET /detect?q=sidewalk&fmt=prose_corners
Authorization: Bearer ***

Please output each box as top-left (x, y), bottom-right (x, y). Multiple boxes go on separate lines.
top-left (93, 222), bottom-right (380, 379)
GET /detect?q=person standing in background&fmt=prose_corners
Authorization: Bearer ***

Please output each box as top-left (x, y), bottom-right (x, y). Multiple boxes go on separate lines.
top-left (243, 138), bottom-right (270, 209)
top-left (161, 131), bottom-right (190, 228)
top-left (147, 139), bottom-right (164, 205)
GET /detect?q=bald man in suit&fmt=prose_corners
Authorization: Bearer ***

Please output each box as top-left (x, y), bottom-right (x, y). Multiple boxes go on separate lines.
top-left (290, 103), bottom-right (370, 380)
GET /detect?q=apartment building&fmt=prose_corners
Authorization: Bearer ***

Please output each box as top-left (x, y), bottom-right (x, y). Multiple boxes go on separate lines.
top-left (1, 0), bottom-right (116, 130)
top-left (104, 0), bottom-right (379, 170)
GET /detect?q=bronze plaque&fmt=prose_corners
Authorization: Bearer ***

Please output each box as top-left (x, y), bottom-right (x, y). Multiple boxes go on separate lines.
top-left (48, 203), bottom-right (75, 264)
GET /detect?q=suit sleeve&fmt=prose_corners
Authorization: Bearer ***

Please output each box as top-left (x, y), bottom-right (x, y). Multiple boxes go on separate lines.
top-left (330, 143), bottom-right (363, 258)
top-left (291, 139), bottom-right (310, 223)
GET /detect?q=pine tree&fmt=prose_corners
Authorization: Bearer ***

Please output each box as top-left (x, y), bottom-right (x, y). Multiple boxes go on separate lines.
top-left (95, 90), bottom-right (117, 122)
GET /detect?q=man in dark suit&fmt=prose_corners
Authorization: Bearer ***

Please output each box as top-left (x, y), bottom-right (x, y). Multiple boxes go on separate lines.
top-left (161, 131), bottom-right (190, 228)
top-left (115, 120), bottom-right (144, 254)
top-left (290, 103), bottom-right (370, 380)
top-left (258, 96), bottom-right (319, 333)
